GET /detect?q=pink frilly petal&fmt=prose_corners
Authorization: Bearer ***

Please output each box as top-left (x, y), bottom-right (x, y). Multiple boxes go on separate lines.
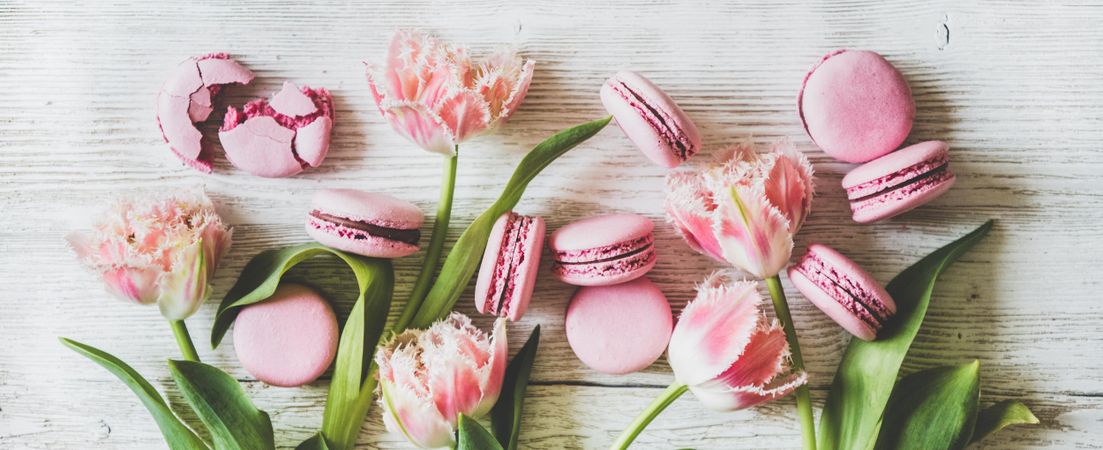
top-left (665, 172), bottom-right (725, 261)
top-left (715, 185), bottom-right (794, 279)
top-left (434, 90), bottom-right (491, 146)
top-left (668, 281), bottom-right (763, 386)
top-left (382, 102), bottom-right (456, 155)
top-left (763, 140), bottom-right (815, 234)
top-left (380, 377), bottom-right (456, 449)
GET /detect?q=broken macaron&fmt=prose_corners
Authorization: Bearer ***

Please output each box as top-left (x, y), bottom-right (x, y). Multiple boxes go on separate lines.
top-left (156, 53), bottom-right (255, 173)
top-left (220, 81), bottom-right (335, 178)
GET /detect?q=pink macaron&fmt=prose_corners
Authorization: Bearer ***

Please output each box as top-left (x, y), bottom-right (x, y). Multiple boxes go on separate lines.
top-left (305, 188), bottom-right (423, 258)
top-left (565, 276), bottom-right (673, 374)
top-left (548, 214), bottom-right (657, 286)
top-left (842, 140), bottom-right (956, 223)
top-left (156, 53), bottom-right (254, 173)
top-left (601, 71), bottom-right (701, 168)
top-left (474, 212), bottom-right (546, 321)
top-left (233, 283), bottom-right (338, 387)
top-left (787, 244), bottom-right (896, 341)
top-left (799, 50), bottom-right (915, 163)
top-left (220, 81), bottom-right (335, 178)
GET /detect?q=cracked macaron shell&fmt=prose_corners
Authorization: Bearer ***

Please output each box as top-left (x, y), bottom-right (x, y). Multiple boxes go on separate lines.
top-left (156, 53), bottom-right (254, 173)
top-left (549, 214), bottom-right (657, 287)
top-left (565, 276), bottom-right (673, 375)
top-left (787, 244), bottom-right (895, 341)
top-left (842, 140), bottom-right (956, 223)
top-left (305, 188), bottom-right (423, 258)
top-left (220, 81), bottom-right (334, 178)
top-left (474, 212), bottom-right (546, 321)
top-left (601, 71), bottom-right (701, 168)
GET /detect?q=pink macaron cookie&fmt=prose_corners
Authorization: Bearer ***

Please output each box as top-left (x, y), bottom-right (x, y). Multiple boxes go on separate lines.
top-left (306, 188), bottom-right (423, 258)
top-left (233, 283), bottom-right (338, 387)
top-left (565, 276), bottom-right (673, 374)
top-left (220, 81), bottom-right (335, 178)
top-left (843, 140), bottom-right (956, 223)
top-left (474, 212), bottom-right (546, 321)
top-left (788, 244), bottom-right (896, 341)
top-left (548, 213), bottom-right (657, 287)
top-left (601, 71), bottom-right (701, 168)
top-left (799, 50), bottom-right (915, 163)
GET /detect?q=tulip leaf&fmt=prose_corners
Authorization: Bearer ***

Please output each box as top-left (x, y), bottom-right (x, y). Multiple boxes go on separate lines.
top-left (874, 361), bottom-right (981, 450)
top-left (970, 400), bottom-right (1039, 444)
top-left (295, 432), bottom-right (332, 450)
top-left (168, 359), bottom-right (274, 450)
top-left (59, 338), bottom-right (209, 450)
top-left (491, 325), bottom-right (541, 450)
top-left (409, 116), bottom-right (612, 328)
top-left (818, 220), bottom-right (994, 450)
top-left (457, 414), bottom-right (505, 450)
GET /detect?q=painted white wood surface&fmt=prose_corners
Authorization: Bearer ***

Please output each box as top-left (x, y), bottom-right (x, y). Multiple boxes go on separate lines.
top-left (2, 0), bottom-right (1102, 448)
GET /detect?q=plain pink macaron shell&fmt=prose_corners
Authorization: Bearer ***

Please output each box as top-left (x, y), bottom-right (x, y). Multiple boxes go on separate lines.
top-left (799, 50), bottom-right (915, 163)
top-left (600, 71), bottom-right (701, 168)
top-left (565, 277), bottom-right (673, 374)
top-left (306, 188), bottom-right (424, 258)
top-left (549, 214), bottom-right (656, 286)
top-left (843, 141), bottom-right (956, 223)
top-left (787, 244), bottom-right (895, 341)
top-left (233, 283), bottom-right (338, 387)
top-left (474, 213), bottom-right (546, 321)
top-left (220, 116), bottom-right (302, 178)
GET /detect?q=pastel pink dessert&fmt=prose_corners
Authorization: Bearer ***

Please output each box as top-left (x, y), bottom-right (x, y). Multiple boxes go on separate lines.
top-left (548, 214), bottom-right (657, 286)
top-left (565, 276), bottom-right (673, 374)
top-left (220, 81), bottom-right (335, 178)
top-left (232, 283), bottom-right (338, 387)
top-left (843, 140), bottom-right (956, 223)
top-left (799, 50), bottom-right (915, 163)
top-left (156, 53), bottom-right (254, 173)
top-left (788, 244), bottom-right (896, 341)
top-left (305, 188), bottom-right (423, 258)
top-left (474, 212), bottom-right (546, 321)
top-left (601, 71), bottom-right (701, 168)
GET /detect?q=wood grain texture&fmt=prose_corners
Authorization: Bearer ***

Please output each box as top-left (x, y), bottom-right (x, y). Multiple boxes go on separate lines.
top-left (2, 0), bottom-right (1102, 448)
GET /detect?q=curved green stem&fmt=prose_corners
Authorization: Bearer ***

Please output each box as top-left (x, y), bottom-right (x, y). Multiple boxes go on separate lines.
top-left (394, 151), bottom-right (458, 333)
top-left (609, 383), bottom-right (688, 450)
top-left (169, 320), bottom-right (200, 362)
top-left (767, 275), bottom-right (816, 450)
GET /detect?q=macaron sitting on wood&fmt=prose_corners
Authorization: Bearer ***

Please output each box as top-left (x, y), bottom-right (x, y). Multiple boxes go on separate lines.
top-left (220, 81), bottom-right (335, 178)
top-left (305, 188), bottom-right (423, 258)
top-left (601, 71), bottom-right (702, 168)
top-left (788, 244), bottom-right (896, 341)
top-left (548, 214), bottom-right (657, 287)
top-left (565, 276), bottom-right (673, 374)
top-left (842, 140), bottom-right (957, 223)
top-left (474, 212), bottom-right (546, 321)
top-left (232, 283), bottom-right (338, 387)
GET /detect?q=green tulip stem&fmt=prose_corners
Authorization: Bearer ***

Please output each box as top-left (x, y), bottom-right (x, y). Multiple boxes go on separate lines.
top-left (767, 274), bottom-right (816, 450)
top-left (609, 382), bottom-right (688, 450)
top-left (395, 151), bottom-right (458, 333)
top-left (169, 320), bottom-right (200, 362)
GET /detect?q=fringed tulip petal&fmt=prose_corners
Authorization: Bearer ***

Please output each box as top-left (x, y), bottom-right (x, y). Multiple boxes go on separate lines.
top-left (715, 186), bottom-right (794, 279)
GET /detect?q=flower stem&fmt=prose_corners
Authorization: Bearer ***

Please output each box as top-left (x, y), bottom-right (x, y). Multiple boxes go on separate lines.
top-left (394, 151), bottom-right (458, 333)
top-left (169, 320), bottom-right (200, 362)
top-left (609, 383), bottom-right (688, 450)
top-left (766, 275), bottom-right (816, 450)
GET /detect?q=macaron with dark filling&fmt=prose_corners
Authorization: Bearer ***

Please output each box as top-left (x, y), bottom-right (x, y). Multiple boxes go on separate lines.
top-left (474, 212), bottom-right (546, 321)
top-left (601, 71), bottom-right (701, 168)
top-left (305, 188), bottom-right (423, 258)
top-left (788, 244), bottom-right (896, 341)
top-left (548, 213), bottom-right (657, 286)
top-left (842, 140), bottom-right (957, 223)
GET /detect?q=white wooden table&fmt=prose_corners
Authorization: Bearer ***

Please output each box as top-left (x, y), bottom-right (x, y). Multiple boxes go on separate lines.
top-left (3, 1), bottom-right (1102, 448)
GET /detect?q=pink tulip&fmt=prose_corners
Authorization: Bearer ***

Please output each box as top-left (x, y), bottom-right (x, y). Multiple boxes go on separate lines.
top-left (366, 30), bottom-right (535, 155)
top-left (667, 275), bottom-right (807, 411)
top-left (66, 192), bottom-right (231, 321)
top-left (376, 313), bottom-right (508, 449)
top-left (665, 141), bottom-right (814, 278)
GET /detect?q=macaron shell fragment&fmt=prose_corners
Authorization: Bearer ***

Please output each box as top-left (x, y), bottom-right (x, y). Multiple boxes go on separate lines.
top-left (219, 115), bottom-right (301, 178)
top-left (565, 277), bottom-right (673, 374)
top-left (219, 82), bottom-right (334, 178)
top-left (232, 283), bottom-right (338, 387)
top-left (601, 71), bottom-right (701, 168)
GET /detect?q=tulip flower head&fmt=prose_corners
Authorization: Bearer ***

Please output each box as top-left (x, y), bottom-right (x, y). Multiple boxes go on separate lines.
top-left (366, 29), bottom-right (535, 155)
top-left (665, 140), bottom-right (814, 278)
top-left (66, 191), bottom-right (231, 321)
top-left (667, 274), bottom-right (807, 411)
top-left (376, 313), bottom-right (508, 449)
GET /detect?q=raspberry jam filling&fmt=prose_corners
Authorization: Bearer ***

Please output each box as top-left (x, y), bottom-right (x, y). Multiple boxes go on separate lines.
top-left (309, 210), bottom-right (419, 244)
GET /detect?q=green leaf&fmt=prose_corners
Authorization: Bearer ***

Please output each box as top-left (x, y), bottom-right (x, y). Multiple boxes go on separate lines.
top-left (818, 220), bottom-right (994, 450)
top-left (970, 400), bottom-right (1039, 444)
top-left (409, 116), bottom-right (612, 328)
top-left (874, 361), bottom-right (981, 450)
top-left (168, 359), bottom-right (274, 450)
top-left (59, 338), bottom-right (208, 450)
top-left (491, 326), bottom-right (541, 450)
top-left (457, 414), bottom-right (505, 450)
top-left (295, 432), bottom-right (332, 450)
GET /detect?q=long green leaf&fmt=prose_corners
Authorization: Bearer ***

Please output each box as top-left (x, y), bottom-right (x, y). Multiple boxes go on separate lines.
top-left (491, 326), bottom-right (541, 450)
top-left (457, 414), bottom-right (505, 450)
top-left (60, 338), bottom-right (208, 450)
top-left (970, 400), bottom-right (1039, 444)
top-left (295, 432), bottom-right (332, 450)
top-left (818, 220), bottom-right (994, 450)
top-left (409, 116), bottom-right (612, 328)
top-left (874, 361), bottom-right (981, 450)
top-left (168, 360), bottom-right (274, 450)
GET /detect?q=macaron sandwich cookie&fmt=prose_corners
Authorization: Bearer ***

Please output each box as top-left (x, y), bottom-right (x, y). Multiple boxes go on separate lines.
top-left (306, 188), bottom-right (423, 258)
top-left (565, 277), bottom-right (673, 374)
top-left (843, 141), bottom-right (956, 223)
top-left (549, 214), bottom-right (657, 286)
top-left (788, 244), bottom-right (896, 341)
top-left (474, 212), bottom-right (546, 321)
top-left (233, 283), bottom-right (338, 387)
top-left (601, 71), bottom-right (701, 168)
top-left (220, 81), bottom-right (335, 178)
top-left (799, 50), bottom-right (915, 163)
